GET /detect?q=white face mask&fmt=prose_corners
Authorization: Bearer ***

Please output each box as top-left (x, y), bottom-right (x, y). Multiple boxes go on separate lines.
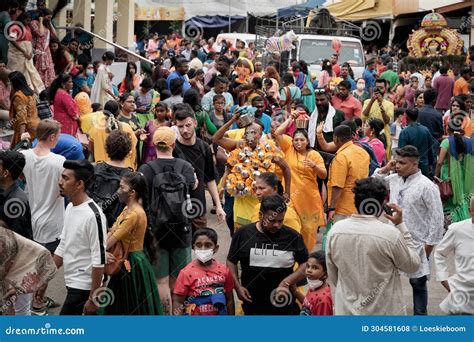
top-left (307, 278), bottom-right (324, 290)
top-left (356, 83), bottom-right (365, 91)
top-left (195, 249), bottom-right (214, 263)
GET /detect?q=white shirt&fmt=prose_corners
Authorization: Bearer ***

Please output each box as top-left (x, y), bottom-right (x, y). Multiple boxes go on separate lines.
top-left (327, 215), bottom-right (420, 315)
top-left (435, 218), bottom-right (474, 314)
top-left (391, 122), bottom-right (402, 149)
top-left (432, 70), bottom-right (441, 87)
top-left (21, 149), bottom-right (65, 244)
top-left (412, 72), bottom-right (425, 90)
top-left (55, 199), bottom-right (107, 291)
top-left (373, 170), bottom-right (444, 278)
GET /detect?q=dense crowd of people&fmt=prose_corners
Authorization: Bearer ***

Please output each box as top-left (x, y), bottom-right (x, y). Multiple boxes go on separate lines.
top-left (1, 0), bottom-right (473, 317)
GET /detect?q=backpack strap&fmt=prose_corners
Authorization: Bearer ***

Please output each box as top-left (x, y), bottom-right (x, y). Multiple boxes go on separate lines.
top-left (146, 160), bottom-right (162, 177)
top-left (147, 158), bottom-right (186, 177)
top-left (88, 202), bottom-right (106, 265)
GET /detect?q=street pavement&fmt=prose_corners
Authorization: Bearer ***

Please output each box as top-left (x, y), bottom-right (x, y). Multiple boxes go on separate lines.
top-left (45, 194), bottom-right (454, 316)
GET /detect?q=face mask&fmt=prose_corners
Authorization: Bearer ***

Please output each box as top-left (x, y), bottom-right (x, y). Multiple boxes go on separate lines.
top-left (86, 69), bottom-right (94, 76)
top-left (307, 278), bottom-right (324, 290)
top-left (195, 249), bottom-right (214, 263)
top-left (356, 83), bottom-right (365, 91)
top-left (117, 190), bottom-right (130, 204)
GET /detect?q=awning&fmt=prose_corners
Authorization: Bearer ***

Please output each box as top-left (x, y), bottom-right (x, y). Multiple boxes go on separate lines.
top-left (325, 0), bottom-right (392, 21)
top-left (277, 0), bottom-right (326, 18)
top-left (186, 15), bottom-right (246, 29)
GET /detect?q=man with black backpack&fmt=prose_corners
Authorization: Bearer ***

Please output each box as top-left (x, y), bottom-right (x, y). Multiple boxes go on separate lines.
top-left (88, 130), bottom-right (133, 228)
top-left (173, 105), bottom-right (226, 231)
top-left (138, 126), bottom-right (197, 315)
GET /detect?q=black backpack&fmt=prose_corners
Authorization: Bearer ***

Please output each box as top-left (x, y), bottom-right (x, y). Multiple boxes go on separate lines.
top-left (147, 159), bottom-right (191, 237)
top-left (88, 163), bottom-right (127, 228)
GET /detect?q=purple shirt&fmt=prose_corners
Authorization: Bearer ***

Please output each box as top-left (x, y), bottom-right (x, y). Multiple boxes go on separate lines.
top-left (433, 75), bottom-right (454, 110)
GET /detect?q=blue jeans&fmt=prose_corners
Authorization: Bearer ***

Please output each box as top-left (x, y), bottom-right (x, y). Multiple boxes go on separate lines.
top-left (224, 192), bottom-right (234, 236)
top-left (409, 275), bottom-right (428, 315)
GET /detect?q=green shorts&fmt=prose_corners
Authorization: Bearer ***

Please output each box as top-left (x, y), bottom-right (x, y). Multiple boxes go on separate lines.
top-left (153, 247), bottom-right (192, 279)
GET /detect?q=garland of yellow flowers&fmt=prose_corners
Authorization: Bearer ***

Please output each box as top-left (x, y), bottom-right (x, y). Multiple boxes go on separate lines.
top-left (225, 140), bottom-right (279, 197)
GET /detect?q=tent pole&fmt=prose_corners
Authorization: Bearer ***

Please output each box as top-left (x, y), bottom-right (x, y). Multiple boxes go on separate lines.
top-left (228, 0), bottom-right (231, 33)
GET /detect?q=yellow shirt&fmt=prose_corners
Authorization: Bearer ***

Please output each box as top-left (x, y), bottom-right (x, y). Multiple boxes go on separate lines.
top-left (225, 128), bottom-right (245, 140)
top-left (89, 122), bottom-right (138, 170)
top-left (234, 195), bottom-right (259, 227)
top-left (80, 111), bottom-right (105, 135)
top-left (111, 206), bottom-right (147, 252)
top-left (328, 141), bottom-right (370, 215)
top-left (362, 98), bottom-right (394, 150)
top-left (251, 202), bottom-right (302, 233)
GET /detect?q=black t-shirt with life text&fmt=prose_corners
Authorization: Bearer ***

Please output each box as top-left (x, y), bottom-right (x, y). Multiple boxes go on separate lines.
top-left (227, 223), bottom-right (308, 305)
top-left (173, 138), bottom-right (218, 216)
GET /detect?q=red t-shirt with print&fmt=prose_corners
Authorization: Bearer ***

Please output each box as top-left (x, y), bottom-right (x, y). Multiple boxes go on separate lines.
top-left (301, 284), bottom-right (333, 315)
top-left (173, 259), bottom-right (234, 315)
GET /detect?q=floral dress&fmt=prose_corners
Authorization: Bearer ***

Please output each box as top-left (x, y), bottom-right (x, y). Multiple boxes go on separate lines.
top-left (30, 20), bottom-right (56, 88)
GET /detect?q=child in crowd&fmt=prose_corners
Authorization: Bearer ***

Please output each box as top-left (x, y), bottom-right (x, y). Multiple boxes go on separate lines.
top-left (172, 228), bottom-right (234, 315)
top-left (91, 102), bottom-right (103, 112)
top-left (37, 89), bottom-right (52, 120)
top-left (292, 251), bottom-right (333, 315)
top-left (143, 102), bottom-right (170, 163)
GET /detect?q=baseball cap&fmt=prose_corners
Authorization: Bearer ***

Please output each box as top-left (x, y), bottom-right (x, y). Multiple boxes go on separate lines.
top-left (152, 127), bottom-right (177, 147)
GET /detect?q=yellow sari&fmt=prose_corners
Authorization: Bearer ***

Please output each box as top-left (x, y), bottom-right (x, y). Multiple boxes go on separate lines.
top-left (280, 135), bottom-right (325, 251)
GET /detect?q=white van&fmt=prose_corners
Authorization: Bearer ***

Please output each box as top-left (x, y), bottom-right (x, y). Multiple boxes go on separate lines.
top-left (290, 34), bottom-right (365, 79)
top-left (213, 33), bottom-right (256, 51)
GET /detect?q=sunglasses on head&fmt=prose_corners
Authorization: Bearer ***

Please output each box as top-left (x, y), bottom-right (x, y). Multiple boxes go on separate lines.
top-left (314, 88), bottom-right (327, 95)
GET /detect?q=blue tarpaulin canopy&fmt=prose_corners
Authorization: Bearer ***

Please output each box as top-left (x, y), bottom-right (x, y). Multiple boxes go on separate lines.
top-left (186, 15), bottom-right (246, 28)
top-left (277, 0), bottom-right (325, 18)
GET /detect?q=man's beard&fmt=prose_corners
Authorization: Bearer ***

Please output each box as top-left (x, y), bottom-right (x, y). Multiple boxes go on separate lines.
top-left (317, 103), bottom-right (329, 112)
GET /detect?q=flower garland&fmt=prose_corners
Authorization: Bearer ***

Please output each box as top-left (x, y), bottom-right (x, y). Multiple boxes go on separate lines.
top-left (225, 140), bottom-right (279, 197)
